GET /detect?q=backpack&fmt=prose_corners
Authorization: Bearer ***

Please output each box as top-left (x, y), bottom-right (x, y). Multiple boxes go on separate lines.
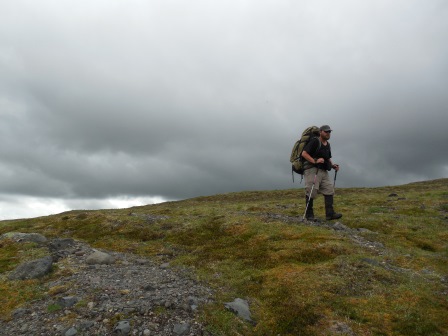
top-left (289, 126), bottom-right (320, 182)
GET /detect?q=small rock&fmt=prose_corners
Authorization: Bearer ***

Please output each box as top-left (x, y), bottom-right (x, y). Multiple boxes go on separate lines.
top-left (173, 323), bottom-right (190, 335)
top-left (65, 326), bottom-right (78, 336)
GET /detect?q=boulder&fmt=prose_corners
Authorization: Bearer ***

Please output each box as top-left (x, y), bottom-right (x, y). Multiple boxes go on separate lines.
top-left (1, 232), bottom-right (47, 244)
top-left (8, 256), bottom-right (53, 280)
top-left (86, 250), bottom-right (115, 265)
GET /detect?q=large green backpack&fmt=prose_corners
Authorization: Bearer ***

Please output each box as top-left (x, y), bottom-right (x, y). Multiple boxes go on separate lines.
top-left (290, 126), bottom-right (320, 182)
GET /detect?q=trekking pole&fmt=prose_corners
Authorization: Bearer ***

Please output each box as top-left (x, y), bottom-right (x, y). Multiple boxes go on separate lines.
top-left (334, 170), bottom-right (338, 188)
top-left (303, 169), bottom-right (318, 220)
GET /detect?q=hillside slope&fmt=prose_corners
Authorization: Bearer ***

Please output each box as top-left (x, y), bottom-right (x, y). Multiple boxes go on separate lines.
top-left (1, 179), bottom-right (447, 335)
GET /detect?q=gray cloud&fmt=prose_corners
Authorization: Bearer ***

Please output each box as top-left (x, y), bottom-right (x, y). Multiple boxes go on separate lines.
top-left (0, 0), bottom-right (447, 219)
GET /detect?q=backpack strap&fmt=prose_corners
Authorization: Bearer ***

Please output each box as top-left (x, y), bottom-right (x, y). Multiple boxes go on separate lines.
top-left (316, 139), bottom-right (322, 158)
top-left (306, 137), bottom-right (322, 159)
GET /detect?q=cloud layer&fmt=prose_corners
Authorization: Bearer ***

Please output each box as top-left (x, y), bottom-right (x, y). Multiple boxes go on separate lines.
top-left (0, 1), bottom-right (447, 219)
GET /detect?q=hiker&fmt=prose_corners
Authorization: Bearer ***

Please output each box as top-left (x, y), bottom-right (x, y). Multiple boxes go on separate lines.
top-left (301, 125), bottom-right (342, 220)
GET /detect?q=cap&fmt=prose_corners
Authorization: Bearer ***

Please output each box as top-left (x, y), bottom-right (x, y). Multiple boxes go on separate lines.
top-left (320, 125), bottom-right (332, 132)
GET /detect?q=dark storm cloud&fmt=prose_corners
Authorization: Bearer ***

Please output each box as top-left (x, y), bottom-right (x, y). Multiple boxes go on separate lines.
top-left (0, 0), bottom-right (447, 219)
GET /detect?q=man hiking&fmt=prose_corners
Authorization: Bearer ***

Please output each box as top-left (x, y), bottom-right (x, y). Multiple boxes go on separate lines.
top-left (301, 125), bottom-right (342, 221)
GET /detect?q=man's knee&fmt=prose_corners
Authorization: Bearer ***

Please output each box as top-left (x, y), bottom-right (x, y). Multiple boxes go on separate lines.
top-left (306, 188), bottom-right (319, 199)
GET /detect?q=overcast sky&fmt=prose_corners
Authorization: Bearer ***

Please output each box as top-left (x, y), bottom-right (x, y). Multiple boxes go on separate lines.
top-left (1, 0), bottom-right (447, 220)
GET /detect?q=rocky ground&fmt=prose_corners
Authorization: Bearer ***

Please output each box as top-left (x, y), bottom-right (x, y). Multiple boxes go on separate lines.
top-left (0, 236), bottom-right (215, 336)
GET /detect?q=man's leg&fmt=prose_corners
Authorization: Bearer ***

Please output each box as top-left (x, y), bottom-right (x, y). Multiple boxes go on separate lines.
top-left (320, 171), bottom-right (342, 220)
top-left (324, 195), bottom-right (342, 220)
top-left (304, 168), bottom-right (320, 220)
top-left (305, 195), bottom-right (314, 220)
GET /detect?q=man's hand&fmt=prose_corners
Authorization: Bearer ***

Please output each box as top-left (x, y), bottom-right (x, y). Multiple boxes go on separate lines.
top-left (332, 164), bottom-right (340, 172)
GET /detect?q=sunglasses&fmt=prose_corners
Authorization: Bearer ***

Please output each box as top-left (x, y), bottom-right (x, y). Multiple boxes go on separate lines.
top-left (323, 130), bottom-right (332, 133)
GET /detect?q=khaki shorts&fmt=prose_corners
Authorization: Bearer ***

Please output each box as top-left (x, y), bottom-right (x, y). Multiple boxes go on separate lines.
top-left (304, 167), bottom-right (334, 198)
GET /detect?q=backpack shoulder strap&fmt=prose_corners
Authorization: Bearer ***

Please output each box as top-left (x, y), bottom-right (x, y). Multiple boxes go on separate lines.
top-left (306, 137), bottom-right (321, 156)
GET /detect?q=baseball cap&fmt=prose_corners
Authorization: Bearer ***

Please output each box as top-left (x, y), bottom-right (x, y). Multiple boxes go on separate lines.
top-left (320, 125), bottom-right (332, 132)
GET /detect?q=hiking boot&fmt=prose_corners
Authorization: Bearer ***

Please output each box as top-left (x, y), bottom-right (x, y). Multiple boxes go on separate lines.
top-left (324, 195), bottom-right (342, 220)
top-left (326, 212), bottom-right (342, 220)
top-left (305, 196), bottom-right (314, 220)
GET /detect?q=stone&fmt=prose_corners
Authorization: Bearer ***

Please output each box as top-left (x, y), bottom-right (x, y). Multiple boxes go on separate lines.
top-left (8, 256), bottom-right (53, 280)
top-left (86, 250), bottom-right (115, 265)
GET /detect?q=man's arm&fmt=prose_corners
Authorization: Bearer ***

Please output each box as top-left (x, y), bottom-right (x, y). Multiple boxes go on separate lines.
top-left (302, 151), bottom-right (325, 165)
top-left (329, 159), bottom-right (340, 171)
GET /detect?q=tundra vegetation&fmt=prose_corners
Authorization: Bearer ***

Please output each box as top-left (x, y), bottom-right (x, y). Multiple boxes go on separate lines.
top-left (1, 178), bottom-right (447, 335)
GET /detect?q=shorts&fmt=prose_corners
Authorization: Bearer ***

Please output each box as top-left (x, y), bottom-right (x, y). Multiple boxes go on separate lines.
top-left (304, 167), bottom-right (334, 198)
